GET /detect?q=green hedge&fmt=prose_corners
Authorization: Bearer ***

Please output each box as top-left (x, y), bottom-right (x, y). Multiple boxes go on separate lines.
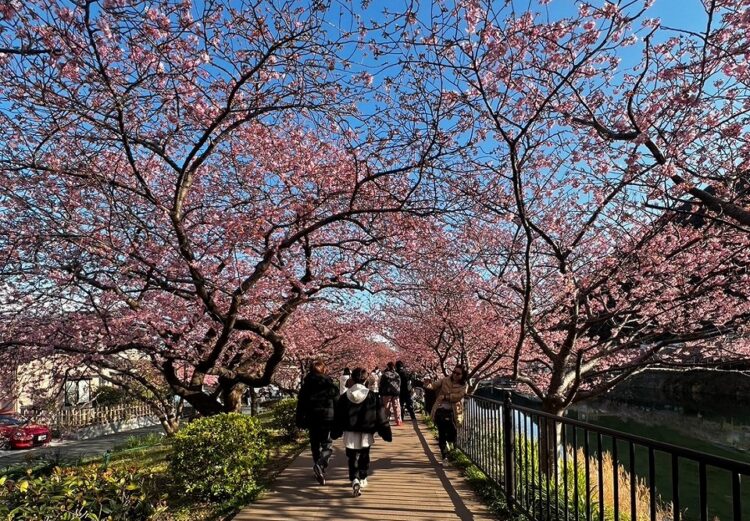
top-left (0, 466), bottom-right (160, 520)
top-left (169, 413), bottom-right (268, 503)
top-left (269, 398), bottom-right (299, 439)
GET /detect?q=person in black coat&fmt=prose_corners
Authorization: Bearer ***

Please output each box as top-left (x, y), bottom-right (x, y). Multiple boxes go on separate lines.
top-left (332, 367), bottom-right (392, 497)
top-left (296, 359), bottom-right (340, 485)
top-left (379, 361), bottom-right (402, 425)
top-left (395, 360), bottom-right (416, 421)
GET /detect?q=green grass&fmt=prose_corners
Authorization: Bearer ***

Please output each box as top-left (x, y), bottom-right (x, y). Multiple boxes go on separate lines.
top-left (447, 449), bottom-right (516, 520)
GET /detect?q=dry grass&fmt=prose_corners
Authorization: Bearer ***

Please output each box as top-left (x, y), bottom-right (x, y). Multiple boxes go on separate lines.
top-left (564, 447), bottom-right (673, 521)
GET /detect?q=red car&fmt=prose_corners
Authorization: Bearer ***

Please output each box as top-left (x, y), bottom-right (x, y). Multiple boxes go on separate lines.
top-left (0, 415), bottom-right (52, 450)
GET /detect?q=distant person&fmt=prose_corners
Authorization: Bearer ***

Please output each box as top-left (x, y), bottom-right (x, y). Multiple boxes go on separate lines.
top-left (295, 359), bottom-right (340, 485)
top-left (339, 367), bottom-right (351, 395)
top-left (395, 360), bottom-right (416, 420)
top-left (422, 378), bottom-right (437, 415)
top-left (366, 367), bottom-right (381, 394)
top-left (332, 367), bottom-right (392, 497)
top-left (425, 365), bottom-right (468, 464)
top-left (379, 362), bottom-right (402, 426)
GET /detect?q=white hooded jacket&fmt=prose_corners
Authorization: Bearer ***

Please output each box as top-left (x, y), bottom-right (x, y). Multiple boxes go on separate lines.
top-left (342, 384), bottom-right (375, 449)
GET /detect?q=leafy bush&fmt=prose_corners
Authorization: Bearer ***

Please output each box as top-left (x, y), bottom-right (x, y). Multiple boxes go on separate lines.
top-left (0, 465), bottom-right (160, 520)
top-left (93, 386), bottom-right (129, 407)
top-left (269, 398), bottom-right (299, 438)
top-left (169, 413), bottom-right (268, 503)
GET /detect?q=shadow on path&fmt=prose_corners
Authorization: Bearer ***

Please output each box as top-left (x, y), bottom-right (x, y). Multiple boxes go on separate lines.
top-left (235, 417), bottom-right (495, 521)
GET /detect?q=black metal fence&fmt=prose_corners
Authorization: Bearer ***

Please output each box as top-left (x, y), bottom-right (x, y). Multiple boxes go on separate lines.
top-left (457, 395), bottom-right (750, 521)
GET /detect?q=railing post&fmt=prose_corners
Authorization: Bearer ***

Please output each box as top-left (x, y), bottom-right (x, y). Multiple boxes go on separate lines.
top-left (502, 394), bottom-right (515, 503)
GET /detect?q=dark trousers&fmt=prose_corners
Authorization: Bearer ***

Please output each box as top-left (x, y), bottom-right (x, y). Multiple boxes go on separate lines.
top-left (345, 447), bottom-right (371, 481)
top-left (400, 393), bottom-right (415, 419)
top-left (435, 410), bottom-right (457, 459)
top-left (309, 427), bottom-right (333, 469)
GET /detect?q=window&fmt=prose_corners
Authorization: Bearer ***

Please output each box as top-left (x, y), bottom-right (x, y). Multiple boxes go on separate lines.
top-left (64, 379), bottom-right (91, 406)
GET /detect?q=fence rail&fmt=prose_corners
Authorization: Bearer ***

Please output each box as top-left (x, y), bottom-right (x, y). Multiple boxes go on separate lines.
top-left (457, 394), bottom-right (750, 521)
top-left (50, 403), bottom-right (153, 430)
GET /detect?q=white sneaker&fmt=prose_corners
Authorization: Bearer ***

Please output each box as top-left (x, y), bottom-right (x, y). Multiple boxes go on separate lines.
top-left (441, 457), bottom-right (448, 466)
top-left (359, 478), bottom-right (368, 489)
top-left (352, 478), bottom-right (362, 497)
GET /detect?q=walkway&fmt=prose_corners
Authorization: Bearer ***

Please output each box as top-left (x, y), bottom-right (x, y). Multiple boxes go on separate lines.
top-left (236, 418), bottom-right (495, 521)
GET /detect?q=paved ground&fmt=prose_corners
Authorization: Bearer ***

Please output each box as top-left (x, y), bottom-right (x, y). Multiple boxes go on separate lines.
top-left (0, 425), bottom-right (163, 469)
top-left (236, 417), bottom-right (496, 521)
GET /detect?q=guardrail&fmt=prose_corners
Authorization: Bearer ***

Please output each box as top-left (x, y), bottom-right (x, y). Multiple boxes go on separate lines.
top-left (457, 395), bottom-right (750, 521)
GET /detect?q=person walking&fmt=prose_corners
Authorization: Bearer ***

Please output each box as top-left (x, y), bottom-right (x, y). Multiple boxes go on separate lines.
top-left (339, 367), bottom-right (351, 395)
top-left (426, 365), bottom-right (468, 465)
top-left (379, 362), bottom-right (402, 426)
top-left (395, 360), bottom-right (416, 421)
top-left (366, 367), bottom-right (381, 394)
top-left (332, 367), bottom-right (392, 497)
top-left (295, 359), bottom-right (340, 485)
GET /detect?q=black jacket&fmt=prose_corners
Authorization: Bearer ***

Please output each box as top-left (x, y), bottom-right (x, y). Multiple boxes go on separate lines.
top-left (295, 372), bottom-right (339, 429)
top-left (332, 384), bottom-right (392, 442)
top-left (379, 370), bottom-right (401, 396)
top-left (396, 367), bottom-right (413, 398)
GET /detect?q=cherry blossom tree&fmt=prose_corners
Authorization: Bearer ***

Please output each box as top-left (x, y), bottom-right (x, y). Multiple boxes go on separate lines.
top-left (285, 305), bottom-right (394, 387)
top-left (386, 269), bottom-right (516, 392)
top-left (0, 0), bottom-right (450, 419)
top-left (386, 0), bottom-right (750, 471)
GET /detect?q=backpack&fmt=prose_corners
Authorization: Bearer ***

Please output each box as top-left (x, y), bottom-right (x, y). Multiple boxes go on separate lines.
top-left (380, 371), bottom-right (401, 396)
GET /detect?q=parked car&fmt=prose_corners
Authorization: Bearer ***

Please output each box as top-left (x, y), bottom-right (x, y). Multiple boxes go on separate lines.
top-left (0, 415), bottom-right (52, 450)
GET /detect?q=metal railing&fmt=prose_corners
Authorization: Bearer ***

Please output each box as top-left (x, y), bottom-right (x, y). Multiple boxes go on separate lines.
top-left (457, 395), bottom-right (750, 521)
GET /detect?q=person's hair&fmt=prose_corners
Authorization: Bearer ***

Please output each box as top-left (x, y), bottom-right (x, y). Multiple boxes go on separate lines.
top-left (311, 359), bottom-right (327, 375)
top-left (343, 367), bottom-right (351, 375)
top-left (372, 367), bottom-right (379, 372)
top-left (386, 362), bottom-right (394, 371)
top-left (452, 365), bottom-right (468, 385)
top-left (351, 367), bottom-right (368, 384)
top-left (395, 360), bottom-right (403, 370)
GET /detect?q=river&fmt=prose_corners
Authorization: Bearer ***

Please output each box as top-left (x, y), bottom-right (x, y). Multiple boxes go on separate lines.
top-left (470, 389), bottom-right (750, 520)
top-left (566, 397), bottom-right (750, 521)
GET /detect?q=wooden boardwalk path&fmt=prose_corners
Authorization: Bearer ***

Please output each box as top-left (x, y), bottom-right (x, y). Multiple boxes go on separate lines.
top-left (236, 417), bottom-right (496, 521)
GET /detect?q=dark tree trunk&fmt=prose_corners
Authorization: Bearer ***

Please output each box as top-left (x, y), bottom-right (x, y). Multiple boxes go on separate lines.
top-left (539, 399), bottom-right (565, 477)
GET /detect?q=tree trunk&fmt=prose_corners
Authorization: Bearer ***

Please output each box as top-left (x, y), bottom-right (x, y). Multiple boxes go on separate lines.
top-left (222, 383), bottom-right (246, 413)
top-left (250, 387), bottom-right (259, 416)
top-left (159, 414), bottom-right (180, 436)
top-left (538, 400), bottom-right (565, 477)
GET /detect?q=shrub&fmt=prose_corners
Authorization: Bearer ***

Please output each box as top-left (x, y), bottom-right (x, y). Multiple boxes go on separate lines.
top-left (0, 465), bottom-right (160, 520)
top-left (269, 398), bottom-right (299, 438)
top-left (169, 413), bottom-right (268, 503)
top-left (93, 386), bottom-right (129, 407)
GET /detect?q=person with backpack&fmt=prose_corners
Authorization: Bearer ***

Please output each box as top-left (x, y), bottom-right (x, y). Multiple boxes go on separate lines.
top-left (332, 367), bottom-right (392, 497)
top-left (295, 359), bottom-right (340, 485)
top-left (395, 360), bottom-right (416, 421)
top-left (378, 362), bottom-right (402, 426)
